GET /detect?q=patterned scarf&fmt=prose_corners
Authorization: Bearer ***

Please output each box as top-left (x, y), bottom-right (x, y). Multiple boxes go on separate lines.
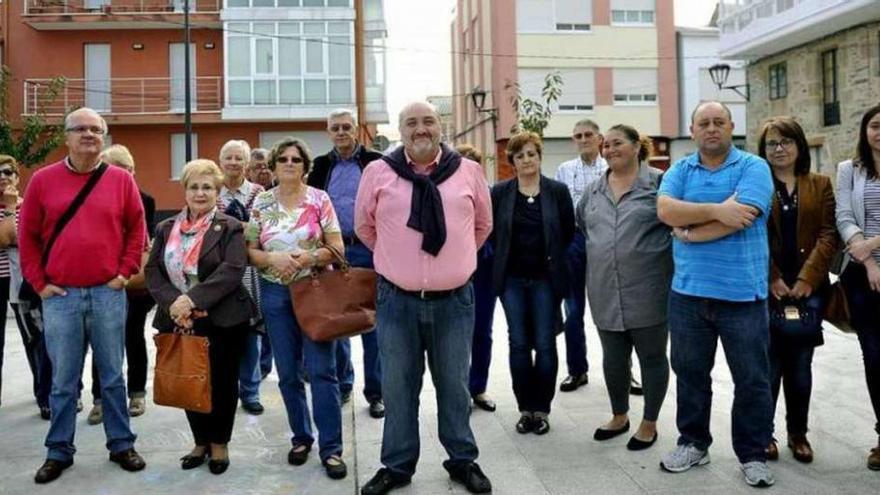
top-left (164, 207), bottom-right (216, 293)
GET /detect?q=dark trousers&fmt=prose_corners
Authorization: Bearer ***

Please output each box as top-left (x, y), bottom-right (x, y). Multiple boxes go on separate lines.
top-left (500, 276), bottom-right (559, 414)
top-left (469, 249), bottom-right (496, 397)
top-left (768, 334), bottom-right (815, 437)
top-left (597, 324), bottom-right (669, 421)
top-left (10, 302), bottom-right (52, 408)
top-left (562, 232), bottom-right (588, 376)
top-left (842, 263), bottom-right (880, 435)
top-left (90, 293), bottom-right (155, 401)
top-left (0, 276), bottom-right (8, 401)
top-left (668, 291), bottom-right (773, 463)
top-left (185, 323), bottom-right (248, 446)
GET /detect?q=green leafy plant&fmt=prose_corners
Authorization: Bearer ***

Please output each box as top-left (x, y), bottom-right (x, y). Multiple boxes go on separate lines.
top-left (0, 65), bottom-right (67, 167)
top-left (505, 71), bottom-right (564, 136)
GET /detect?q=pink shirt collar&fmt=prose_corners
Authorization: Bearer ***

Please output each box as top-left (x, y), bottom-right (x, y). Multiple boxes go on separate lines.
top-left (403, 148), bottom-right (442, 175)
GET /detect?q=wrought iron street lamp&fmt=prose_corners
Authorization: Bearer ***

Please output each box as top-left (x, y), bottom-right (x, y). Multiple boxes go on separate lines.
top-left (708, 63), bottom-right (750, 100)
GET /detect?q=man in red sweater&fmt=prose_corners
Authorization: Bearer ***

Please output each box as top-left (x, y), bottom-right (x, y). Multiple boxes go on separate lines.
top-left (19, 107), bottom-right (147, 484)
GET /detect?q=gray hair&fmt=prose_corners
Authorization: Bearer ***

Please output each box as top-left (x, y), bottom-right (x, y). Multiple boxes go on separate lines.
top-left (250, 147), bottom-right (269, 161)
top-left (65, 107), bottom-right (108, 134)
top-left (573, 119), bottom-right (600, 132)
top-left (327, 108), bottom-right (357, 127)
top-left (219, 139), bottom-right (251, 161)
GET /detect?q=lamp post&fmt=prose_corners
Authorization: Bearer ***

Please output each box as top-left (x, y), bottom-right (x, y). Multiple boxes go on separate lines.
top-left (470, 86), bottom-right (498, 147)
top-left (184, 0), bottom-right (193, 161)
top-left (708, 63), bottom-right (749, 100)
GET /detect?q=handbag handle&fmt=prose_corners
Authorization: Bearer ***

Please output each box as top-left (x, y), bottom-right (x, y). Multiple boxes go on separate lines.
top-left (321, 243), bottom-right (350, 270)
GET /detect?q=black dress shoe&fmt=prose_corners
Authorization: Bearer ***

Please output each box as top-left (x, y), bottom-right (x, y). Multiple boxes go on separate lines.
top-left (208, 458), bottom-right (230, 475)
top-left (593, 421), bottom-right (630, 441)
top-left (109, 448), bottom-right (146, 472)
top-left (626, 432), bottom-right (658, 451)
top-left (361, 467), bottom-right (411, 495)
top-left (242, 401), bottom-right (264, 415)
top-left (472, 395), bottom-right (497, 412)
top-left (630, 377), bottom-right (643, 396)
top-left (532, 417), bottom-right (550, 435)
top-left (559, 373), bottom-right (589, 392)
top-left (341, 391), bottom-right (352, 404)
top-left (287, 443), bottom-right (312, 466)
top-left (322, 455), bottom-right (348, 480)
top-left (180, 452), bottom-right (208, 470)
top-left (443, 460), bottom-right (492, 493)
top-left (39, 406), bottom-right (51, 420)
top-left (369, 399), bottom-right (386, 419)
top-left (34, 459), bottom-right (73, 484)
top-left (516, 414), bottom-right (534, 434)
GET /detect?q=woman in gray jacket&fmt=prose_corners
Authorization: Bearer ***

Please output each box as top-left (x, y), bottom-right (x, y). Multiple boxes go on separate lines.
top-left (835, 103), bottom-right (880, 471)
top-left (578, 125), bottom-right (671, 450)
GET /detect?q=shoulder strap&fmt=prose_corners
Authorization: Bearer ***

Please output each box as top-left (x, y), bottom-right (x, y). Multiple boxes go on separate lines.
top-left (41, 162), bottom-right (109, 267)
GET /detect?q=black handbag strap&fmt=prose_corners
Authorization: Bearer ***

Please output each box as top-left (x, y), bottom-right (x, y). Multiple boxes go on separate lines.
top-left (40, 162), bottom-right (109, 267)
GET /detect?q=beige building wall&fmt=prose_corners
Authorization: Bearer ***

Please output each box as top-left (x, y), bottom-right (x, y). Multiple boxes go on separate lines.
top-left (517, 27), bottom-right (659, 69)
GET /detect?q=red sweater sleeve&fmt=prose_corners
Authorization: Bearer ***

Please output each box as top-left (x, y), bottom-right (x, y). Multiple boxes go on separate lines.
top-left (119, 173), bottom-right (146, 278)
top-left (18, 170), bottom-right (47, 292)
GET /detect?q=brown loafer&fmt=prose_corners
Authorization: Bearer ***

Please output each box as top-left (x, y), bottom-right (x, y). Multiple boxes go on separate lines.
top-left (109, 448), bottom-right (146, 472)
top-left (766, 439), bottom-right (779, 461)
top-left (788, 434), bottom-right (813, 463)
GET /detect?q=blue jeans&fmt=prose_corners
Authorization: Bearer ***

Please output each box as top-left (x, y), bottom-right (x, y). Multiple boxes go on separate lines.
top-left (668, 291), bottom-right (772, 463)
top-left (500, 276), bottom-right (559, 414)
top-left (842, 263), bottom-right (880, 434)
top-left (238, 330), bottom-right (261, 405)
top-left (336, 242), bottom-right (382, 401)
top-left (42, 285), bottom-right (136, 462)
top-left (261, 280), bottom-right (342, 460)
top-left (562, 232), bottom-right (588, 376)
top-left (377, 277), bottom-right (479, 477)
top-left (768, 336), bottom-right (814, 436)
top-left (469, 246), bottom-right (496, 396)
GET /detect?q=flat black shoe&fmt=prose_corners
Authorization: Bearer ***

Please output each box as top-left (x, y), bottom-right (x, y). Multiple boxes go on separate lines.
top-left (341, 391), bottom-right (352, 404)
top-left (322, 455), bottom-right (348, 480)
top-left (443, 460), bottom-right (492, 493)
top-left (208, 458), bottom-right (229, 475)
top-left (594, 421), bottom-right (630, 441)
top-left (630, 378), bottom-right (644, 396)
top-left (361, 467), bottom-right (411, 495)
top-left (516, 415), bottom-right (534, 434)
top-left (39, 406), bottom-right (51, 420)
top-left (34, 459), bottom-right (73, 484)
top-left (626, 432), bottom-right (658, 451)
top-left (533, 417), bottom-right (550, 435)
top-left (242, 401), bottom-right (264, 415)
top-left (288, 443), bottom-right (312, 466)
top-left (472, 395), bottom-right (497, 412)
top-left (369, 399), bottom-right (386, 419)
top-left (559, 373), bottom-right (589, 392)
top-left (180, 452), bottom-right (208, 470)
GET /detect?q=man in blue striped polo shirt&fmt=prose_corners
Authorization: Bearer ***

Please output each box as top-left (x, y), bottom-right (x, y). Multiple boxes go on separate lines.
top-left (656, 101), bottom-right (776, 488)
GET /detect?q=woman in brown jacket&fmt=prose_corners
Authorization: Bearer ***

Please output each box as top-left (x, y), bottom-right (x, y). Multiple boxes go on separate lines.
top-left (758, 116), bottom-right (838, 464)
top-left (146, 159), bottom-right (255, 475)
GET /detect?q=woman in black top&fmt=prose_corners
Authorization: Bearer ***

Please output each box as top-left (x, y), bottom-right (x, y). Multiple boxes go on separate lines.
top-left (491, 132), bottom-right (575, 435)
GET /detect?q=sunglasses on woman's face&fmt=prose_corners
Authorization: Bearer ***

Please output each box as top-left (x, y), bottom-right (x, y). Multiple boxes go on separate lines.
top-left (276, 156), bottom-right (304, 164)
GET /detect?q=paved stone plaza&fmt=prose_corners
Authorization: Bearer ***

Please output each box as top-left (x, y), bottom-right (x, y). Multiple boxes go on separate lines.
top-left (1, 307), bottom-right (880, 494)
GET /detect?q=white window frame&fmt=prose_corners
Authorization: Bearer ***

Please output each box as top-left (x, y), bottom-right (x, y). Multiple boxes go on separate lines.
top-left (610, 9), bottom-right (655, 26)
top-left (171, 133), bottom-right (199, 181)
top-left (517, 0), bottom-right (593, 34)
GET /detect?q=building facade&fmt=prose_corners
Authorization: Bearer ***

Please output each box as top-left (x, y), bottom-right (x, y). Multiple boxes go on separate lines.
top-left (451, 0), bottom-right (679, 180)
top-left (3, 0), bottom-right (387, 212)
top-left (718, 0), bottom-right (880, 176)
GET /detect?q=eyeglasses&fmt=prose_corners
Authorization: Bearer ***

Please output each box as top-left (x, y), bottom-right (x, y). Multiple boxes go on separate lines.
top-left (66, 125), bottom-right (106, 136)
top-left (0, 169), bottom-right (15, 177)
top-left (276, 156), bottom-right (304, 164)
top-left (330, 124), bottom-right (353, 133)
top-left (573, 132), bottom-right (596, 140)
top-left (765, 138), bottom-right (795, 150)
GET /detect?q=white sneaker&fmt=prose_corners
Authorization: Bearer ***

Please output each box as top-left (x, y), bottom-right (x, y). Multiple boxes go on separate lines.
top-left (741, 461), bottom-right (775, 487)
top-left (660, 444), bottom-right (710, 473)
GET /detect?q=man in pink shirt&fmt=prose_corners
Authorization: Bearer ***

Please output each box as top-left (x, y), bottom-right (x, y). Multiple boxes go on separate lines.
top-left (20, 108), bottom-right (147, 484)
top-left (355, 101), bottom-right (493, 494)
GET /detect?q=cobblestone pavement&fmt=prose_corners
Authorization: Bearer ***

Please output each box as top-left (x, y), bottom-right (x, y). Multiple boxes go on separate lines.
top-left (1, 307), bottom-right (879, 494)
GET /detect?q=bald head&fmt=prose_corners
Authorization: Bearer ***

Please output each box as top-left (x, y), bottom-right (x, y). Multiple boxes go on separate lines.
top-left (690, 100), bottom-right (733, 125)
top-left (398, 101), bottom-right (443, 164)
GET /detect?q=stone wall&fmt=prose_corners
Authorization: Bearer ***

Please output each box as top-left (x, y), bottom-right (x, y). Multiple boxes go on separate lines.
top-left (746, 22), bottom-right (880, 177)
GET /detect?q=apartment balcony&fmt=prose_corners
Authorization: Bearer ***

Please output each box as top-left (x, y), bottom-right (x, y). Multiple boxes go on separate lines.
top-left (23, 0), bottom-right (221, 30)
top-left (718, 0), bottom-right (880, 60)
top-left (23, 76), bottom-right (222, 124)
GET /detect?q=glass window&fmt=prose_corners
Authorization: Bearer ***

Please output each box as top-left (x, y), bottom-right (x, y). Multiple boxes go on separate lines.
top-left (279, 37), bottom-right (301, 75)
top-left (328, 0), bottom-right (350, 6)
top-left (626, 10), bottom-right (640, 22)
top-left (328, 21), bottom-right (349, 34)
top-left (611, 10), bottom-right (625, 22)
top-left (227, 22), bottom-right (249, 33)
top-left (229, 81), bottom-right (251, 105)
top-left (278, 0), bottom-right (300, 5)
top-left (253, 0), bottom-right (274, 6)
top-left (328, 36), bottom-right (351, 76)
top-left (280, 80), bottom-right (302, 104)
top-left (304, 79), bottom-right (326, 103)
top-left (303, 22), bottom-right (324, 34)
top-left (641, 10), bottom-right (654, 23)
top-left (329, 79), bottom-right (351, 103)
top-left (171, 133), bottom-right (198, 180)
top-left (306, 37), bottom-right (324, 73)
top-left (769, 62), bottom-right (787, 100)
top-left (255, 38), bottom-right (274, 74)
top-left (254, 23), bottom-right (275, 36)
top-left (254, 80), bottom-right (276, 104)
top-left (614, 94), bottom-right (627, 102)
top-left (303, 0), bottom-right (324, 5)
top-left (228, 37), bottom-right (250, 77)
top-left (226, 0), bottom-right (248, 6)
top-left (644, 94), bottom-right (657, 102)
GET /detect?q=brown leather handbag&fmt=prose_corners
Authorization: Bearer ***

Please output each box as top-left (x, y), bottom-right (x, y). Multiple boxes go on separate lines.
top-left (153, 328), bottom-right (212, 413)
top-left (289, 244), bottom-right (377, 342)
top-left (824, 280), bottom-right (854, 333)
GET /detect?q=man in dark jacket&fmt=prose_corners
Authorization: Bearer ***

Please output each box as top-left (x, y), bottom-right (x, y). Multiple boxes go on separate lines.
top-left (307, 108), bottom-right (385, 419)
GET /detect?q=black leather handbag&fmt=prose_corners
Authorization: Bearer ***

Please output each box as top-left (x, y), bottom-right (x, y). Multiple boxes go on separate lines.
top-left (769, 294), bottom-right (824, 342)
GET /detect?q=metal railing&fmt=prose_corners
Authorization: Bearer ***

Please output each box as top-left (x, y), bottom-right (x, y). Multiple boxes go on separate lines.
top-left (718, 0), bottom-right (804, 34)
top-left (23, 77), bottom-right (223, 116)
top-left (24, 0), bottom-right (221, 16)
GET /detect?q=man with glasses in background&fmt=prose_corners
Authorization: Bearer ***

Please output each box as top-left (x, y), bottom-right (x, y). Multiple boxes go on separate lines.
top-left (19, 107), bottom-right (147, 483)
